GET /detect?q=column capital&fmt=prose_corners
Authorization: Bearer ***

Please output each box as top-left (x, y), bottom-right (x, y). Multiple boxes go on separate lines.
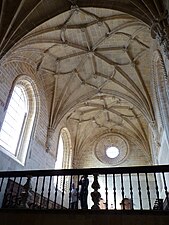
top-left (151, 10), bottom-right (169, 58)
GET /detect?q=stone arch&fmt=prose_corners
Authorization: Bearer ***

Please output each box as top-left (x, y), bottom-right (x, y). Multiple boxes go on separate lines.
top-left (60, 127), bottom-right (73, 169)
top-left (1, 74), bottom-right (40, 164)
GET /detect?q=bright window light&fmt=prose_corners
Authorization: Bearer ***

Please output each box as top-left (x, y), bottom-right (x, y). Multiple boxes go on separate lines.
top-left (0, 85), bottom-right (27, 155)
top-left (55, 135), bottom-right (64, 169)
top-left (106, 146), bottom-right (119, 158)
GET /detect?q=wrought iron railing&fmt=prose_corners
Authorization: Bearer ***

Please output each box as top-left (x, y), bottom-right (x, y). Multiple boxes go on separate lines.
top-left (0, 165), bottom-right (169, 210)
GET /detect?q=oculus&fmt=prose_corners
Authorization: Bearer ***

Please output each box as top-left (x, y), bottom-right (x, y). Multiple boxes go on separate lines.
top-left (95, 133), bottom-right (129, 165)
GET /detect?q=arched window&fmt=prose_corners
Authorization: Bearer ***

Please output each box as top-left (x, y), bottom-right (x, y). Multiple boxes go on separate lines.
top-left (0, 85), bottom-right (27, 155)
top-left (0, 76), bottom-right (39, 164)
top-left (54, 128), bottom-right (72, 191)
top-left (55, 128), bottom-right (72, 169)
top-left (55, 135), bottom-right (64, 169)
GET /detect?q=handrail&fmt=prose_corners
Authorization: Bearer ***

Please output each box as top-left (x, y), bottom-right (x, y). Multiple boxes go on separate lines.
top-left (0, 164), bottom-right (169, 177)
top-left (0, 165), bottom-right (169, 211)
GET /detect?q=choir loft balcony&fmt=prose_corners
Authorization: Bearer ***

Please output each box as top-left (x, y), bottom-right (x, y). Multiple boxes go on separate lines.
top-left (0, 165), bottom-right (169, 225)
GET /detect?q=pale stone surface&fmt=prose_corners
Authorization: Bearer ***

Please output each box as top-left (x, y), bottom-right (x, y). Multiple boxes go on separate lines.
top-left (0, 1), bottom-right (169, 172)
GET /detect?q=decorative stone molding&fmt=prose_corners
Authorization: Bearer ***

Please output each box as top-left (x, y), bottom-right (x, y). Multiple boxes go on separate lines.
top-left (0, 99), bottom-right (4, 108)
top-left (151, 10), bottom-right (169, 59)
top-left (149, 121), bottom-right (161, 149)
top-left (152, 50), bottom-right (168, 128)
top-left (151, 49), bottom-right (169, 147)
top-left (46, 127), bottom-right (55, 152)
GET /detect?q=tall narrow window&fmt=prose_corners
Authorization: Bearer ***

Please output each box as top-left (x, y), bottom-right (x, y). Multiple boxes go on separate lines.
top-left (0, 76), bottom-right (39, 164)
top-left (55, 135), bottom-right (64, 169)
top-left (0, 85), bottom-right (27, 155)
top-left (55, 128), bottom-right (72, 170)
top-left (54, 128), bottom-right (72, 192)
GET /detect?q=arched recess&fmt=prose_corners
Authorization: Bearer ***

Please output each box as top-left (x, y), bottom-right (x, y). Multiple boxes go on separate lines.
top-left (152, 50), bottom-right (169, 161)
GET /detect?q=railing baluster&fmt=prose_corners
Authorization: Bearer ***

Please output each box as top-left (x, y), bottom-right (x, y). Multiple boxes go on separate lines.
top-left (105, 174), bottom-right (108, 210)
top-left (77, 175), bottom-right (80, 209)
top-left (121, 174), bottom-right (125, 210)
top-left (61, 175), bottom-right (66, 209)
top-left (91, 173), bottom-right (101, 210)
top-left (69, 175), bottom-right (73, 209)
top-left (129, 173), bottom-right (134, 210)
top-left (113, 173), bottom-right (116, 210)
top-left (40, 176), bottom-right (45, 209)
top-left (162, 172), bottom-right (169, 208)
top-left (154, 172), bottom-right (160, 205)
top-left (137, 173), bottom-right (143, 210)
top-left (54, 175), bottom-right (58, 209)
top-left (47, 176), bottom-right (52, 209)
top-left (0, 177), bottom-right (4, 192)
top-left (145, 173), bottom-right (151, 210)
top-left (9, 177), bottom-right (16, 207)
top-left (14, 177), bottom-right (22, 207)
top-left (3, 178), bottom-right (10, 208)
top-left (20, 176), bottom-right (32, 208)
top-left (33, 176), bottom-right (39, 208)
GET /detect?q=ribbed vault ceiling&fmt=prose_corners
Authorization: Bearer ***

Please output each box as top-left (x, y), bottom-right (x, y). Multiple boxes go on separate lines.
top-left (2, 0), bottom-right (167, 165)
top-left (2, 5), bottom-right (155, 162)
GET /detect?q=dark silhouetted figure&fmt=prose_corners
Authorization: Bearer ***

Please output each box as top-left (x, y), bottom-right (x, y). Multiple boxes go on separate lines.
top-left (79, 175), bottom-right (89, 209)
top-left (120, 197), bottom-right (132, 210)
top-left (70, 183), bottom-right (78, 209)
